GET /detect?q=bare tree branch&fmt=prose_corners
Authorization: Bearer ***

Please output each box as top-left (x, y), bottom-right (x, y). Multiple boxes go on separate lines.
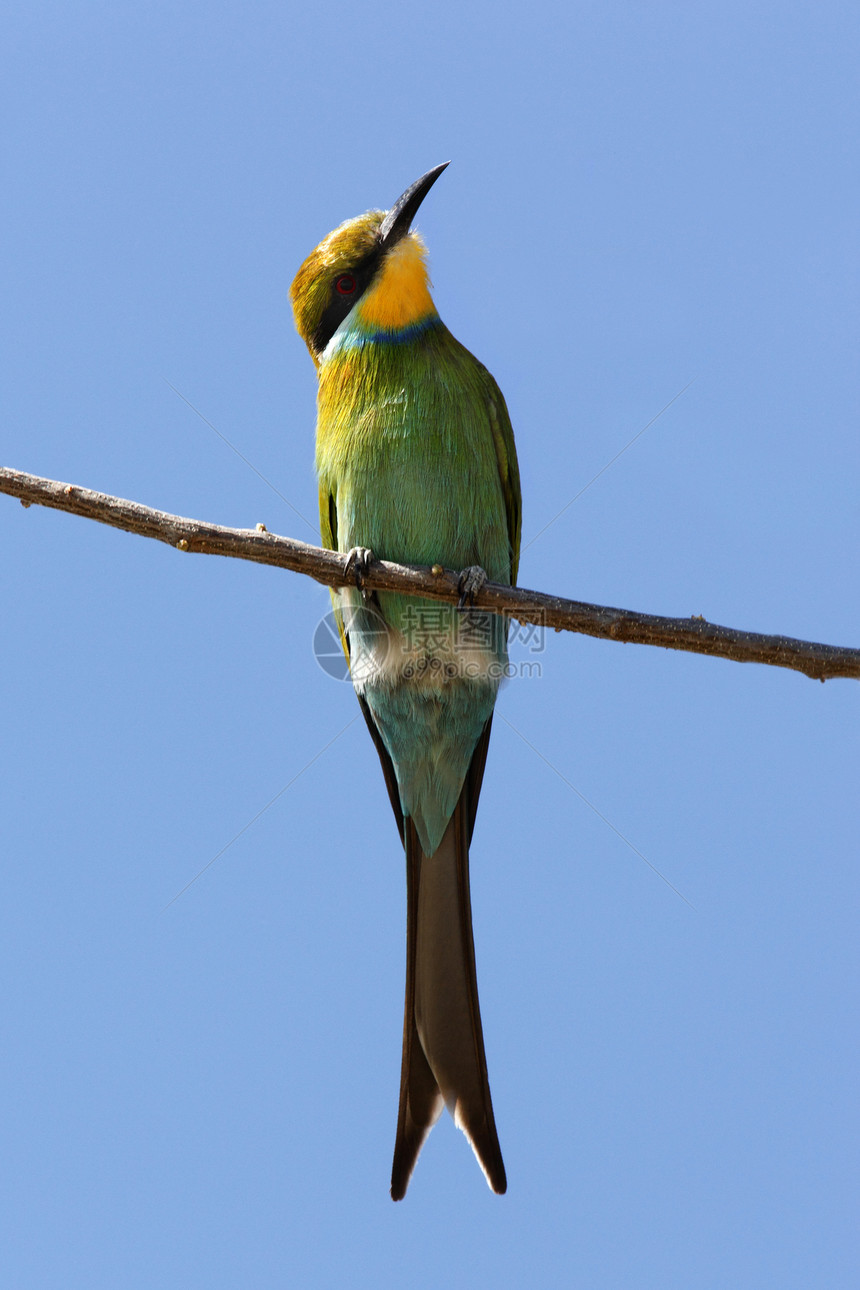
top-left (2, 465), bottom-right (857, 682)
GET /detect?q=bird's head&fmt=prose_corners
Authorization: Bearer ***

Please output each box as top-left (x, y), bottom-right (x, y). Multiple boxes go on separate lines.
top-left (290, 163), bottom-right (448, 365)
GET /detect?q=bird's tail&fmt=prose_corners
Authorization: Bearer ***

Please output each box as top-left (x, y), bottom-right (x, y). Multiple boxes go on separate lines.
top-left (390, 794), bottom-right (506, 1200)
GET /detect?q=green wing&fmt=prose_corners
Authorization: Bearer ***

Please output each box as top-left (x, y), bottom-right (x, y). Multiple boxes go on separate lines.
top-left (483, 372), bottom-right (522, 585)
top-left (320, 483), bottom-right (351, 663)
top-left (322, 480), bottom-right (406, 838)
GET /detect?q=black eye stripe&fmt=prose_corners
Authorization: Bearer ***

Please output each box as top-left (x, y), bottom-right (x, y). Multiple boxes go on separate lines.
top-left (311, 246), bottom-right (383, 354)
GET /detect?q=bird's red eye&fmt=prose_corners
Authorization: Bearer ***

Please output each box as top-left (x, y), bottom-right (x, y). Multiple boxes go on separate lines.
top-left (336, 274), bottom-right (357, 295)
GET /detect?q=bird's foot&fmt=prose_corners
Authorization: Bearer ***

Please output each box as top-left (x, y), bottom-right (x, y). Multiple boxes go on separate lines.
top-left (344, 546), bottom-right (374, 599)
top-left (457, 564), bottom-right (488, 610)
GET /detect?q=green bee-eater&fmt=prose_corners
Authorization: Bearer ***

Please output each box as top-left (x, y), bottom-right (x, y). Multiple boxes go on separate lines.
top-left (290, 164), bottom-right (521, 1199)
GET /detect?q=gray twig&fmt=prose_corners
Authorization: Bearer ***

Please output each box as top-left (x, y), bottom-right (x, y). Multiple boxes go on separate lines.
top-left (2, 465), bottom-right (857, 682)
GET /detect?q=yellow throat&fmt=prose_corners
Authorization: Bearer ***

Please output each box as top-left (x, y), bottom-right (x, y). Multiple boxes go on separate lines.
top-left (357, 233), bottom-right (435, 331)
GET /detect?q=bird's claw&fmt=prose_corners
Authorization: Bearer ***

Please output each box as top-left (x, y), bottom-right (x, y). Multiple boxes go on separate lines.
top-left (344, 546), bottom-right (374, 598)
top-left (457, 564), bottom-right (488, 610)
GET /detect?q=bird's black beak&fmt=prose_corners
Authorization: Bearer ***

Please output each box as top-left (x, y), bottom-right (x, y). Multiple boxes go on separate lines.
top-left (378, 162), bottom-right (449, 250)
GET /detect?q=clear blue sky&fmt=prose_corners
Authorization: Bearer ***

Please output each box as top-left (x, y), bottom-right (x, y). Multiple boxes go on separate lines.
top-left (2, 4), bottom-right (857, 1287)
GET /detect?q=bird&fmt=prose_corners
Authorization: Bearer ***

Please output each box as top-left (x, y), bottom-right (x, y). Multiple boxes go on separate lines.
top-left (290, 163), bottom-right (521, 1199)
